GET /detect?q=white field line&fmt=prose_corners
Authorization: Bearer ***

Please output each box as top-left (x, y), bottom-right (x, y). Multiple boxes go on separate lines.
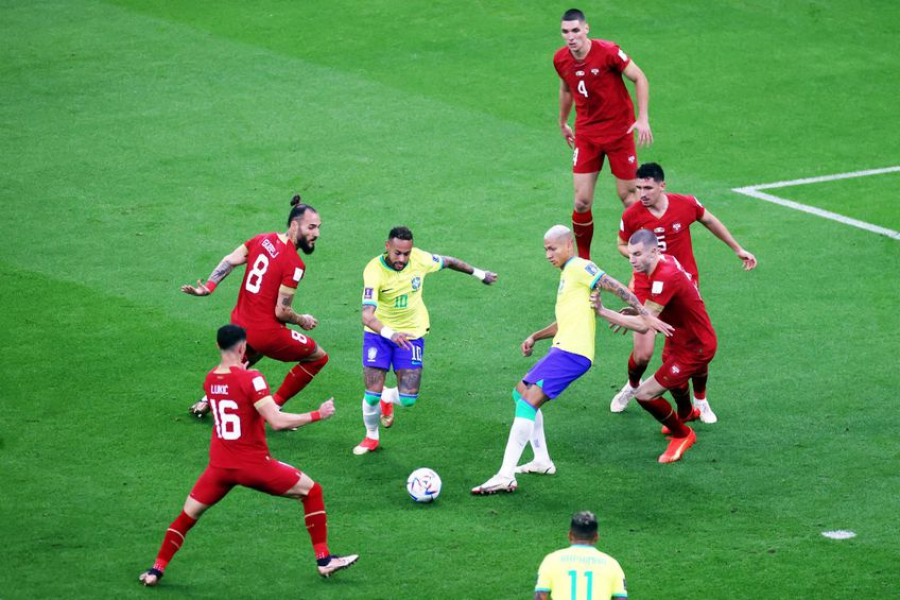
top-left (732, 166), bottom-right (900, 240)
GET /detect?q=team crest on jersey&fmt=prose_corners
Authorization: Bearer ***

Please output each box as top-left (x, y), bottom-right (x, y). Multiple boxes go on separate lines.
top-left (671, 365), bottom-right (680, 374)
top-left (367, 347), bottom-right (378, 362)
top-left (575, 70), bottom-right (584, 76)
top-left (411, 276), bottom-right (422, 291)
top-left (672, 222), bottom-right (682, 232)
top-left (591, 68), bottom-right (599, 75)
top-left (651, 281), bottom-right (664, 295)
top-left (628, 155), bottom-right (636, 163)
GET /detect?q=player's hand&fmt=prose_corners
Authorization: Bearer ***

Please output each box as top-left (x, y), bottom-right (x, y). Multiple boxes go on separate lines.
top-left (181, 279), bottom-right (212, 296)
top-left (641, 311), bottom-right (674, 337)
top-left (561, 124), bottom-right (576, 149)
top-left (590, 291), bottom-right (603, 314)
top-left (317, 398), bottom-right (335, 420)
top-left (392, 332), bottom-right (414, 350)
top-left (609, 307), bottom-right (639, 335)
top-left (298, 314), bottom-right (318, 330)
top-left (628, 117), bottom-right (653, 147)
top-left (737, 249), bottom-right (758, 271)
top-left (521, 336), bottom-right (535, 357)
top-left (482, 271), bottom-right (498, 285)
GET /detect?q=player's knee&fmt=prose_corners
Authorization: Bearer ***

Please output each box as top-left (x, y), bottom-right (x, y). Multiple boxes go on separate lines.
top-left (399, 393), bottom-right (418, 407)
top-left (306, 351), bottom-right (329, 368)
top-left (512, 387), bottom-right (524, 403)
top-left (632, 349), bottom-right (653, 365)
top-left (573, 195), bottom-right (593, 212)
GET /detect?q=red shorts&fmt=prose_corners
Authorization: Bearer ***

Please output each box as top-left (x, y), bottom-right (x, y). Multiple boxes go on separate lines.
top-left (633, 271), bottom-right (700, 303)
top-left (189, 458), bottom-right (303, 505)
top-left (572, 133), bottom-right (637, 179)
top-left (654, 344), bottom-right (715, 390)
top-left (244, 326), bottom-right (318, 362)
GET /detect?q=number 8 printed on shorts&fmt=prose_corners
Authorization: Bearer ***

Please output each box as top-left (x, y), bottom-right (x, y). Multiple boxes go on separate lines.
top-left (245, 254), bottom-right (269, 293)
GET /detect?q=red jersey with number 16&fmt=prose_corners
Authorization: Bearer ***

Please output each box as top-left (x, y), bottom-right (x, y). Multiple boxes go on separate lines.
top-left (647, 256), bottom-right (717, 357)
top-left (204, 366), bottom-right (272, 468)
top-left (231, 233), bottom-right (306, 331)
top-left (554, 39), bottom-right (634, 143)
top-left (620, 194), bottom-right (706, 282)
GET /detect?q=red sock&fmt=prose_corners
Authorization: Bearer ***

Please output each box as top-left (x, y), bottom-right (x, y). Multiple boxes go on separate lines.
top-left (637, 397), bottom-right (689, 437)
top-left (692, 369), bottom-right (708, 400)
top-left (627, 354), bottom-right (648, 388)
top-left (670, 386), bottom-right (693, 420)
top-left (572, 210), bottom-right (594, 260)
top-left (274, 354), bottom-right (329, 407)
top-left (152, 511), bottom-right (198, 572)
top-left (302, 482), bottom-right (330, 560)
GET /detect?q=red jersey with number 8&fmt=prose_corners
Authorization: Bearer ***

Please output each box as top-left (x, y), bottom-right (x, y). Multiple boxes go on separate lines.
top-left (554, 39), bottom-right (634, 143)
top-left (231, 233), bottom-right (306, 331)
top-left (204, 366), bottom-right (272, 468)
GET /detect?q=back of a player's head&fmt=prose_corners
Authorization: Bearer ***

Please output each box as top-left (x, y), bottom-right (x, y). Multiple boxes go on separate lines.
top-left (217, 324), bottom-right (247, 351)
top-left (629, 228), bottom-right (660, 250)
top-left (388, 226), bottom-right (414, 242)
top-left (562, 8), bottom-right (586, 22)
top-left (287, 194), bottom-right (318, 226)
top-left (570, 511), bottom-right (598, 541)
top-left (636, 162), bottom-right (665, 182)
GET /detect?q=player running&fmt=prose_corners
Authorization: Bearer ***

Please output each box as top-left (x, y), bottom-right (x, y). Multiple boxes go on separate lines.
top-left (534, 511), bottom-right (628, 600)
top-left (610, 163), bottom-right (757, 422)
top-left (622, 229), bottom-right (720, 463)
top-left (353, 226), bottom-right (497, 455)
top-left (555, 8), bottom-right (653, 259)
top-left (471, 225), bottom-right (671, 495)
top-left (138, 325), bottom-right (357, 586)
top-left (181, 196), bottom-right (328, 414)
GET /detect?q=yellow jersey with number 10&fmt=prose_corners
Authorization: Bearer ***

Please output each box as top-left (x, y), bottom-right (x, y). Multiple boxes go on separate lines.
top-left (361, 247), bottom-right (444, 338)
top-left (552, 257), bottom-right (605, 363)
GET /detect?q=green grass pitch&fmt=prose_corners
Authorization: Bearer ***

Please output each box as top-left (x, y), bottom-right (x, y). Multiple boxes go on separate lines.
top-left (2, 1), bottom-right (898, 598)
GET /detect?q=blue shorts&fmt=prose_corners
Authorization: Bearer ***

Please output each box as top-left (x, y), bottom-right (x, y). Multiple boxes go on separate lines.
top-left (522, 348), bottom-right (591, 399)
top-left (362, 331), bottom-right (425, 371)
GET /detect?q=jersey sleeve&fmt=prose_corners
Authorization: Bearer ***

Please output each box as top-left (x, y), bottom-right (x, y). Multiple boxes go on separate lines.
top-left (608, 42), bottom-right (631, 73)
top-left (582, 260), bottom-right (606, 290)
top-left (362, 260), bottom-right (382, 307)
top-left (244, 370), bottom-right (271, 403)
top-left (416, 248), bottom-right (445, 273)
top-left (612, 560), bottom-right (628, 598)
top-left (649, 268), bottom-right (679, 308)
top-left (690, 195), bottom-right (706, 221)
top-left (280, 256), bottom-right (305, 290)
top-left (619, 208), bottom-right (637, 242)
top-left (534, 555), bottom-right (555, 593)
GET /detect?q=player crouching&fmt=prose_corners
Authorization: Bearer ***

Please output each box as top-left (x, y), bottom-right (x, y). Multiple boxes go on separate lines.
top-left (138, 325), bottom-right (357, 586)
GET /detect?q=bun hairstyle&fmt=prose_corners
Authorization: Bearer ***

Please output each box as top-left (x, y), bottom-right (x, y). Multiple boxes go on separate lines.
top-left (287, 194), bottom-right (317, 226)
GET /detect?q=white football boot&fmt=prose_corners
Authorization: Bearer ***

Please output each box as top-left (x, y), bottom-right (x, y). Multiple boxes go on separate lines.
top-left (470, 474), bottom-right (518, 495)
top-left (610, 381), bottom-right (638, 413)
top-left (515, 461), bottom-right (557, 475)
top-left (694, 398), bottom-right (718, 424)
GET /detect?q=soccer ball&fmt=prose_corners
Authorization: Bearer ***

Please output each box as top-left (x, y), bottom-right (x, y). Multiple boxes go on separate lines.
top-left (406, 467), bottom-right (442, 503)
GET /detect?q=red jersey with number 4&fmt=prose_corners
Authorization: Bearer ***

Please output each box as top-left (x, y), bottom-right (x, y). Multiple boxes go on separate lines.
top-left (554, 39), bottom-right (634, 143)
top-left (648, 256), bottom-right (717, 356)
top-left (620, 194), bottom-right (706, 281)
top-left (231, 233), bottom-right (306, 331)
top-left (204, 366), bottom-right (272, 468)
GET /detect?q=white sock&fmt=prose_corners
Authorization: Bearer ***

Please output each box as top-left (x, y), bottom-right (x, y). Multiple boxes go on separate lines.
top-left (200, 394), bottom-right (208, 403)
top-left (530, 409), bottom-right (551, 465)
top-left (499, 417), bottom-right (534, 478)
top-left (362, 398), bottom-right (380, 440)
top-left (382, 387), bottom-right (401, 405)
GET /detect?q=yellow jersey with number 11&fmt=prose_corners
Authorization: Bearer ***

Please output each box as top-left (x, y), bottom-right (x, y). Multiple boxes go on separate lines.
top-left (535, 544), bottom-right (627, 600)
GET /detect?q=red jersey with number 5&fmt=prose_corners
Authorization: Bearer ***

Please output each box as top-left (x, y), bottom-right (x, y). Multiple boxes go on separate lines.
top-left (204, 366), bottom-right (272, 468)
top-left (620, 194), bottom-right (706, 281)
top-left (554, 39), bottom-right (634, 143)
top-left (231, 233), bottom-right (306, 331)
top-left (648, 256), bottom-right (717, 356)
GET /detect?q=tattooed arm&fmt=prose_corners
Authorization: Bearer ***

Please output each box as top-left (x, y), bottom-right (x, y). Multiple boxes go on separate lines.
top-left (595, 273), bottom-right (674, 337)
top-left (440, 255), bottom-right (498, 285)
top-left (181, 244), bottom-right (249, 296)
top-left (275, 288), bottom-right (317, 330)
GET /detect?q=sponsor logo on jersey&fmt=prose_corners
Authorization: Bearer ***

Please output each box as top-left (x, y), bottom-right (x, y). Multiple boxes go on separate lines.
top-left (363, 287), bottom-right (374, 300)
top-left (262, 239), bottom-right (280, 258)
top-left (252, 376), bottom-right (267, 392)
top-left (293, 267), bottom-right (304, 281)
top-left (673, 222), bottom-right (682, 232)
top-left (652, 281), bottom-right (664, 295)
top-left (575, 70), bottom-right (585, 76)
top-left (210, 384), bottom-right (229, 395)
top-left (411, 276), bottom-right (422, 291)
top-left (367, 347), bottom-right (378, 362)
top-left (654, 226), bottom-right (665, 234)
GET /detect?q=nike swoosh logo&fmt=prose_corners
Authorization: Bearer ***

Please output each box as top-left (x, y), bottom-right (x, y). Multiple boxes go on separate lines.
top-left (382, 288), bottom-right (393, 293)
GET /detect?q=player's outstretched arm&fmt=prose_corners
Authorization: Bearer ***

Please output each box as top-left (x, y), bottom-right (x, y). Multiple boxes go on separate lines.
top-left (596, 273), bottom-right (674, 337)
top-left (440, 256), bottom-right (497, 285)
top-left (362, 305), bottom-right (414, 349)
top-left (699, 210), bottom-right (758, 270)
top-left (181, 244), bottom-right (249, 296)
top-left (256, 396), bottom-right (335, 430)
top-left (591, 292), bottom-right (648, 334)
top-left (623, 61), bottom-right (652, 147)
top-left (521, 322), bottom-right (558, 356)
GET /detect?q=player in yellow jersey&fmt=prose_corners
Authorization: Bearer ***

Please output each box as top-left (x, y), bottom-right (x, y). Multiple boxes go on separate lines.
top-left (353, 226), bottom-right (497, 455)
top-left (472, 225), bottom-right (671, 494)
top-left (534, 511), bottom-right (627, 600)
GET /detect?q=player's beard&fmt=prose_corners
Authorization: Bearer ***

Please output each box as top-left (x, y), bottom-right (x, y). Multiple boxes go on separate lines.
top-left (297, 237), bottom-right (316, 255)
